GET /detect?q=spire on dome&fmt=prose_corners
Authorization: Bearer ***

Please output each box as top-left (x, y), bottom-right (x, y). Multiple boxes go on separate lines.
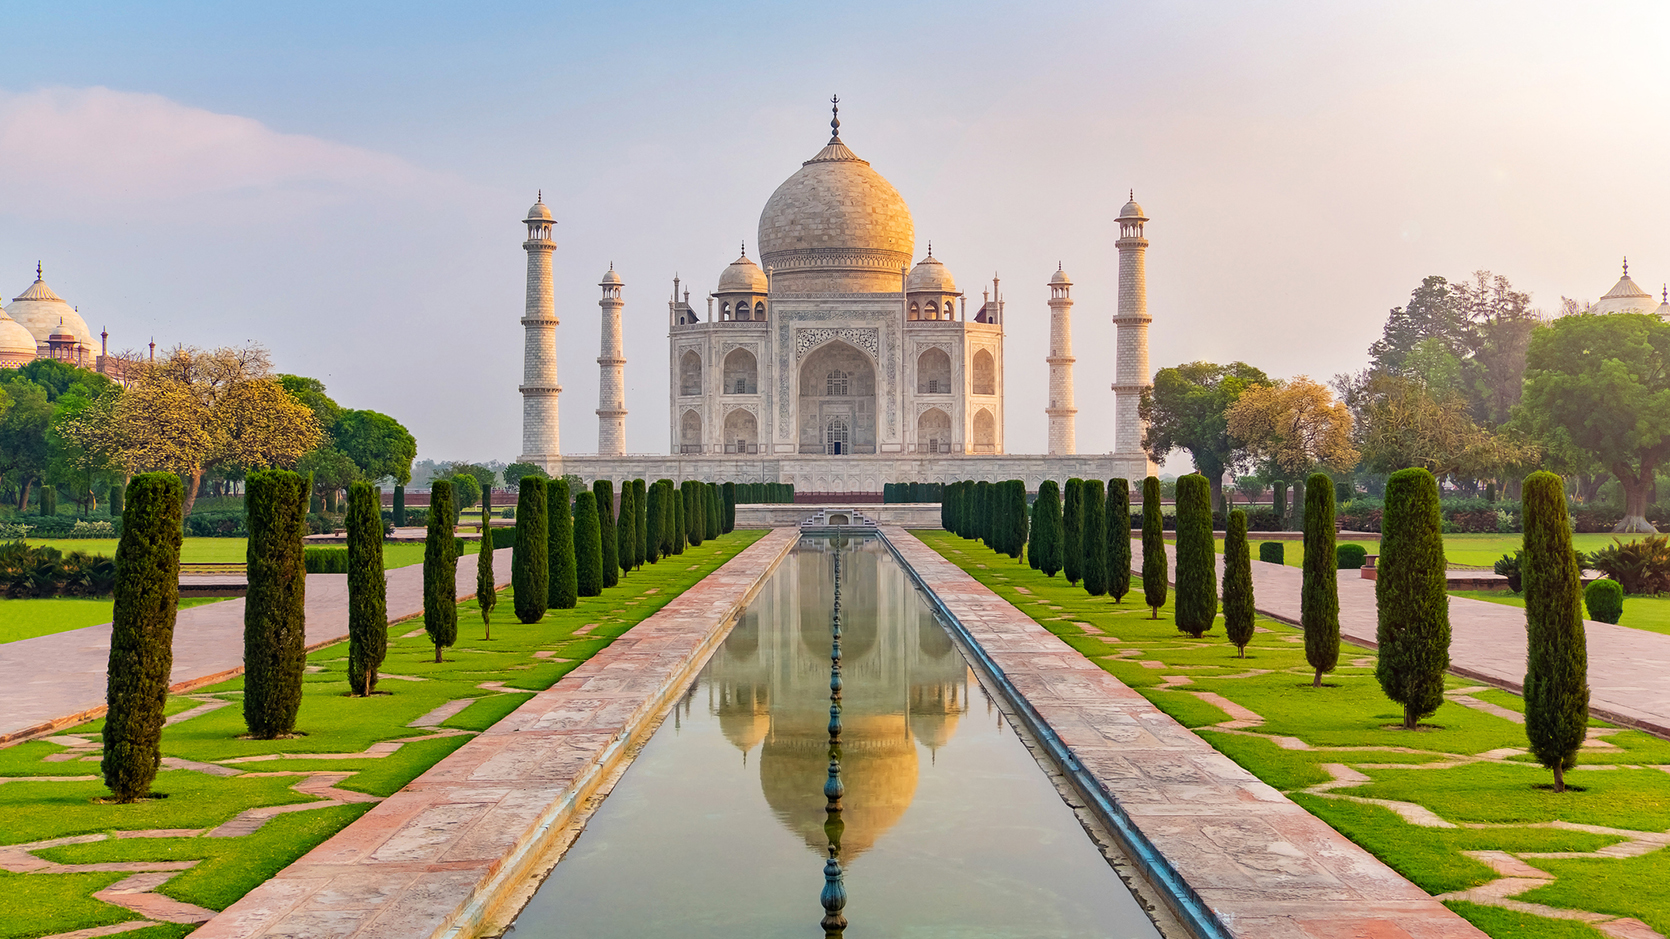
top-left (829, 94), bottom-right (841, 143)
top-left (1624, 257), bottom-right (1630, 277)
top-left (35, 261), bottom-right (42, 280)
top-left (926, 241), bottom-right (932, 258)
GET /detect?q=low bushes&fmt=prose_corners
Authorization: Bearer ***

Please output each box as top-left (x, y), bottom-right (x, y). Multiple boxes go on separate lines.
top-left (882, 482), bottom-right (944, 503)
top-left (733, 482), bottom-right (794, 504)
top-left (1586, 535), bottom-right (1670, 595)
top-left (303, 547), bottom-right (350, 573)
top-left (0, 541), bottom-right (117, 597)
top-left (184, 511), bottom-right (246, 538)
top-left (0, 519), bottom-right (118, 539)
top-left (1258, 541), bottom-right (1284, 565)
top-left (1336, 543), bottom-right (1368, 570)
top-left (1584, 578), bottom-right (1624, 624)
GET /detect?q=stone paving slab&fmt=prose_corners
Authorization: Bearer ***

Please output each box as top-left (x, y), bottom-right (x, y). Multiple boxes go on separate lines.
top-left (887, 528), bottom-right (1487, 939)
top-left (1137, 541), bottom-right (1670, 738)
top-left (188, 528), bottom-right (798, 939)
top-left (1, 552), bottom-right (516, 744)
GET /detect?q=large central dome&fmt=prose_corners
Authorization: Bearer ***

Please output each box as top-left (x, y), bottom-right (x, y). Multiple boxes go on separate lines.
top-left (757, 119), bottom-right (915, 294)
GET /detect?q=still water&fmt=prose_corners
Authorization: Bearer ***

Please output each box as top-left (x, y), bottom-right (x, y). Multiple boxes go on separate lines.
top-left (507, 536), bottom-right (1162, 938)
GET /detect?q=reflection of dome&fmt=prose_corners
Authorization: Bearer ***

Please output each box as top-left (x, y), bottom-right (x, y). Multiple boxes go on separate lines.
top-left (716, 683), bottom-right (771, 756)
top-left (717, 251), bottom-right (769, 294)
top-left (6, 269), bottom-right (94, 351)
top-left (906, 254), bottom-right (956, 294)
top-left (0, 310), bottom-right (37, 367)
top-left (759, 713), bottom-right (917, 861)
top-left (918, 621), bottom-right (954, 659)
top-left (909, 681), bottom-right (967, 751)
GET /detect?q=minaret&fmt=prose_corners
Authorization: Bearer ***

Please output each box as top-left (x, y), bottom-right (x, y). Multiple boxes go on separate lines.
top-left (1113, 192), bottom-right (1153, 470)
top-left (519, 194), bottom-right (561, 468)
top-left (596, 264), bottom-right (627, 456)
top-left (1046, 264), bottom-right (1076, 455)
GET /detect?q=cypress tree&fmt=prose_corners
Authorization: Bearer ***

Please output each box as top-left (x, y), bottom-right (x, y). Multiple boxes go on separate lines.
top-left (1289, 477), bottom-right (1307, 532)
top-left (707, 483), bottom-right (721, 540)
top-left (1522, 471), bottom-right (1590, 792)
top-left (574, 490), bottom-right (603, 598)
top-left (477, 495), bottom-right (497, 639)
top-left (1107, 479), bottom-right (1131, 602)
top-left (1034, 480), bottom-right (1062, 576)
top-left (1174, 473), bottom-right (1218, 637)
top-left (1301, 472), bottom-right (1338, 687)
top-left (1063, 478), bottom-right (1084, 585)
top-left (1272, 481), bottom-right (1286, 526)
top-left (594, 480), bottom-right (618, 588)
top-left (1223, 509), bottom-right (1255, 657)
top-left (633, 479), bottom-right (648, 568)
top-left (424, 479), bottom-right (458, 663)
top-left (346, 481), bottom-right (387, 695)
top-left (511, 476), bottom-right (548, 623)
top-left (645, 480), bottom-right (664, 564)
top-left (1028, 495), bottom-right (1043, 570)
top-left (1375, 468), bottom-right (1449, 729)
top-left (1008, 480), bottom-right (1027, 560)
top-left (393, 484), bottom-right (406, 527)
top-left (672, 488), bottom-right (687, 554)
top-left (722, 482), bottom-right (736, 533)
top-left (1141, 476), bottom-right (1168, 618)
top-left (1082, 479), bottom-right (1108, 596)
top-left (40, 484), bottom-right (55, 516)
top-left (973, 481), bottom-right (989, 545)
top-left (548, 478), bottom-right (577, 609)
top-left (108, 483), bottom-right (123, 519)
top-left (685, 481), bottom-right (704, 547)
top-left (244, 469), bottom-right (308, 736)
top-left (616, 482), bottom-right (635, 576)
top-left (102, 472), bottom-right (182, 802)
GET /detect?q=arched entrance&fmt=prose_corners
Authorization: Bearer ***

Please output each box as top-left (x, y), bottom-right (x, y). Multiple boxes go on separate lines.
top-left (724, 409), bottom-right (758, 454)
top-left (798, 341), bottom-right (876, 454)
top-left (917, 407), bottom-right (951, 454)
top-left (681, 409), bottom-right (703, 453)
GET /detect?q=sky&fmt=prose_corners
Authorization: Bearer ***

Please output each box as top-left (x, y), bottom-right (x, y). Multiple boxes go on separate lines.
top-left (1, 0), bottom-right (1666, 465)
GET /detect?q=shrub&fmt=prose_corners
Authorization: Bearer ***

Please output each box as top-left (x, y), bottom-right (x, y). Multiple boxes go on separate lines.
top-left (548, 478), bottom-right (577, 609)
top-left (1107, 479), bottom-right (1131, 602)
top-left (1334, 480), bottom-right (1352, 504)
top-left (1301, 472), bottom-right (1338, 687)
top-left (617, 482), bottom-right (637, 573)
top-left (975, 481), bottom-right (992, 546)
top-left (102, 473), bottom-right (182, 802)
top-left (574, 490), bottom-right (603, 598)
top-left (1375, 468), bottom-right (1449, 730)
top-left (1584, 578), bottom-right (1623, 624)
top-left (0, 541), bottom-right (116, 598)
top-left (1586, 536), bottom-right (1670, 595)
top-left (393, 484), bottom-right (406, 527)
top-left (183, 511), bottom-right (246, 538)
top-left (594, 481), bottom-right (618, 589)
top-left (1081, 480), bottom-right (1107, 596)
top-left (477, 497), bottom-right (497, 639)
top-left (1062, 479), bottom-right (1084, 585)
top-left (491, 525), bottom-right (519, 549)
top-left (1522, 470), bottom-right (1589, 792)
top-left (424, 480), bottom-right (458, 662)
top-left (346, 482), bottom-right (386, 695)
top-left (1494, 551), bottom-right (1523, 592)
top-left (1259, 541), bottom-right (1284, 565)
top-left (303, 547), bottom-right (349, 573)
top-left (512, 476), bottom-right (548, 623)
top-left (682, 481), bottom-right (704, 548)
top-left (1141, 476), bottom-right (1167, 617)
top-left (1336, 543), bottom-right (1368, 570)
top-left (244, 469), bottom-right (308, 738)
top-left (1223, 509), bottom-right (1255, 656)
top-left (1173, 474), bottom-right (1216, 637)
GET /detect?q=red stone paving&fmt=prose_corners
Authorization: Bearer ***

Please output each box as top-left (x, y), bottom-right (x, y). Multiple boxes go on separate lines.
top-left (887, 528), bottom-right (1487, 939)
top-left (0, 552), bottom-right (516, 744)
top-left (186, 528), bottom-right (798, 939)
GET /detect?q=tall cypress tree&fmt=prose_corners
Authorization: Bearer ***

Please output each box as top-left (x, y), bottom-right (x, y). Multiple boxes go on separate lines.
top-left (424, 479), bottom-right (458, 663)
top-left (346, 481), bottom-right (387, 695)
top-left (616, 482), bottom-right (636, 576)
top-left (1289, 477), bottom-right (1307, 532)
top-left (102, 473), bottom-right (182, 802)
top-left (722, 481), bottom-right (737, 534)
top-left (1272, 481), bottom-right (1286, 527)
top-left (393, 484), bottom-right (406, 527)
top-left (1028, 495), bottom-right (1043, 570)
top-left (1034, 480), bottom-right (1062, 576)
top-left (645, 480), bottom-right (665, 564)
top-left (548, 478), bottom-right (577, 609)
top-left (1082, 479), bottom-right (1108, 596)
top-left (683, 481), bottom-right (704, 547)
top-left (672, 488), bottom-right (687, 554)
top-left (1522, 471), bottom-right (1589, 792)
top-left (594, 480), bottom-right (618, 588)
top-left (1223, 508), bottom-right (1255, 657)
top-left (1063, 478), bottom-right (1084, 585)
top-left (512, 476), bottom-right (548, 623)
top-left (1141, 476), bottom-right (1168, 618)
top-left (1006, 480), bottom-right (1026, 560)
top-left (1301, 472), bottom-right (1338, 687)
top-left (574, 490), bottom-right (603, 598)
top-left (633, 479), bottom-right (648, 568)
top-left (245, 469), bottom-right (308, 736)
top-left (1174, 473), bottom-right (1217, 637)
top-left (477, 494), bottom-right (497, 639)
top-left (1107, 479), bottom-right (1131, 602)
top-left (707, 483), bottom-right (722, 540)
top-left (973, 481), bottom-right (989, 545)
top-left (1375, 468), bottom-right (1449, 729)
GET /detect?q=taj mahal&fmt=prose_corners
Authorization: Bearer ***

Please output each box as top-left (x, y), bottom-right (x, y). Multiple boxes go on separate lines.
top-left (519, 100), bottom-right (1156, 492)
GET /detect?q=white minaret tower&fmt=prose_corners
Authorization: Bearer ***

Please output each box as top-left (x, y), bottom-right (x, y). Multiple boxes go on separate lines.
top-left (519, 194), bottom-right (561, 468)
top-left (1046, 264), bottom-right (1077, 455)
top-left (1113, 192), bottom-right (1153, 470)
top-left (596, 264), bottom-right (627, 456)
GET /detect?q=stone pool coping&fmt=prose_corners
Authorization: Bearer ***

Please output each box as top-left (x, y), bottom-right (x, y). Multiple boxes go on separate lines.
top-left (187, 527), bottom-right (798, 939)
top-left (881, 527), bottom-right (1488, 939)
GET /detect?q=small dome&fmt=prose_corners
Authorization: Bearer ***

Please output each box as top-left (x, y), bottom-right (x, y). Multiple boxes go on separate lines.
top-left (5, 270), bottom-right (95, 351)
top-left (0, 310), bottom-right (37, 359)
top-left (1593, 259), bottom-right (1657, 314)
top-left (525, 198), bottom-right (552, 222)
top-left (1049, 265), bottom-right (1072, 286)
top-left (1118, 194), bottom-right (1146, 219)
top-left (600, 265), bottom-right (622, 286)
top-left (906, 254), bottom-right (957, 294)
top-left (717, 252), bottom-right (769, 294)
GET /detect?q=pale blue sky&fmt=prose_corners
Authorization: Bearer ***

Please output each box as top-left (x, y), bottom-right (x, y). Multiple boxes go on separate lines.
top-left (1, 1), bottom-right (1665, 463)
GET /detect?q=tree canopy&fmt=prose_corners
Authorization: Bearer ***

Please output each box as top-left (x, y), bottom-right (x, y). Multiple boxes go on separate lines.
top-left (1226, 377), bottom-right (1359, 475)
top-left (1139, 361), bottom-right (1268, 510)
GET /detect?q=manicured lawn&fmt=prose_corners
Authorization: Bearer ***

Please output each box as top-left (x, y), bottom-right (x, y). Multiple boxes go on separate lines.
top-left (24, 538), bottom-right (470, 570)
top-left (917, 530), bottom-right (1669, 939)
top-left (1181, 533), bottom-right (1627, 570)
top-left (0, 597), bottom-right (225, 644)
top-left (1450, 589), bottom-right (1670, 637)
top-left (0, 530), bottom-right (764, 939)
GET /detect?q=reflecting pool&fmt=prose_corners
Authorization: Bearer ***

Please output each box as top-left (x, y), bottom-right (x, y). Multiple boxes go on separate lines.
top-left (506, 536), bottom-right (1162, 938)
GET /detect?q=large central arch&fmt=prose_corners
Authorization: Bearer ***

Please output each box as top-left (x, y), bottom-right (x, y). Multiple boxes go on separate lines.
top-left (797, 340), bottom-right (877, 454)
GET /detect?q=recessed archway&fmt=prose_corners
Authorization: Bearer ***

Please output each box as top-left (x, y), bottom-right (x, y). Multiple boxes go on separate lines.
top-left (724, 409), bottom-right (758, 454)
top-left (681, 409), bottom-right (703, 453)
top-left (971, 349), bottom-right (995, 396)
top-left (973, 408), bottom-right (996, 452)
top-left (798, 341), bottom-right (876, 454)
top-left (917, 407), bottom-right (951, 454)
top-left (723, 348), bottom-right (758, 394)
top-left (917, 348), bottom-right (951, 394)
top-left (680, 350), bottom-right (703, 395)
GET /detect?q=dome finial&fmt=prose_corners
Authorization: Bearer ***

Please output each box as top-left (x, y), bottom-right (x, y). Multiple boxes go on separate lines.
top-left (35, 261), bottom-right (41, 280)
top-left (830, 94), bottom-right (841, 142)
top-left (1058, 261), bottom-right (1063, 271)
top-left (1624, 256), bottom-right (1629, 276)
top-left (926, 240), bottom-right (932, 258)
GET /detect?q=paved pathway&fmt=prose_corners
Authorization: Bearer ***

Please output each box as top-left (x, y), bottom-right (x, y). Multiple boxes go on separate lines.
top-left (188, 528), bottom-right (798, 939)
top-left (1136, 541), bottom-right (1670, 738)
top-left (889, 529), bottom-right (1485, 939)
top-left (0, 552), bottom-right (516, 744)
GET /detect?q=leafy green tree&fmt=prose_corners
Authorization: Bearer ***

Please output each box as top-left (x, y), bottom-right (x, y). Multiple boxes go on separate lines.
top-left (1174, 474), bottom-right (1217, 637)
top-left (574, 490), bottom-right (603, 598)
top-left (244, 469), bottom-right (309, 736)
top-left (548, 477), bottom-right (576, 609)
top-left (1518, 312), bottom-right (1670, 532)
top-left (0, 375), bottom-right (53, 511)
top-left (296, 446), bottom-right (359, 513)
top-left (451, 472), bottom-right (481, 511)
top-left (277, 375), bottom-right (343, 430)
top-left (594, 480), bottom-right (618, 588)
top-left (1139, 361), bottom-right (1270, 511)
top-left (1062, 479), bottom-right (1084, 585)
top-left (1107, 479), bottom-right (1131, 602)
top-left (1082, 479), bottom-right (1107, 596)
top-left (1301, 472), bottom-right (1339, 686)
top-left (346, 481), bottom-right (387, 694)
top-left (512, 476), bottom-right (548, 623)
top-left (1222, 509), bottom-right (1254, 656)
top-left (477, 496), bottom-right (497, 638)
top-left (423, 480), bottom-right (458, 662)
top-left (102, 473), bottom-right (182, 801)
top-left (1141, 476), bottom-right (1168, 618)
top-left (332, 409), bottom-right (417, 484)
top-left (1522, 471), bottom-right (1589, 792)
top-left (1374, 468), bottom-right (1449, 728)
top-left (503, 462), bottom-right (549, 488)
top-left (1368, 275), bottom-right (1467, 376)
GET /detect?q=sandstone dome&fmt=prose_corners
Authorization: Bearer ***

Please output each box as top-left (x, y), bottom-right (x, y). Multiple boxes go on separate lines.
top-left (906, 254), bottom-right (956, 294)
top-left (0, 310), bottom-right (37, 366)
top-left (717, 251), bottom-right (769, 294)
top-left (5, 271), bottom-right (94, 351)
top-left (758, 131), bottom-right (914, 293)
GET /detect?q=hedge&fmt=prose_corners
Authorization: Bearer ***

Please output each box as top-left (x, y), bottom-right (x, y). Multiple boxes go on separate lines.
top-left (303, 547), bottom-right (350, 573)
top-left (1259, 541), bottom-right (1284, 565)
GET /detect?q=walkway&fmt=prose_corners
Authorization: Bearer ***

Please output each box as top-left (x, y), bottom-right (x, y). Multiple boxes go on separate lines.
top-left (1136, 541), bottom-right (1670, 738)
top-left (0, 551), bottom-right (516, 744)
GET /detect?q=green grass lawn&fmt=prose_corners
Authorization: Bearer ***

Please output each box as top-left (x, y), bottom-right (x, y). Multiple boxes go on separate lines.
top-left (0, 530), bottom-right (765, 939)
top-left (1450, 589), bottom-right (1670, 637)
top-left (1184, 533), bottom-right (1628, 570)
top-left (0, 597), bottom-right (225, 644)
top-left (23, 538), bottom-right (470, 569)
top-left (917, 530), bottom-right (1669, 939)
